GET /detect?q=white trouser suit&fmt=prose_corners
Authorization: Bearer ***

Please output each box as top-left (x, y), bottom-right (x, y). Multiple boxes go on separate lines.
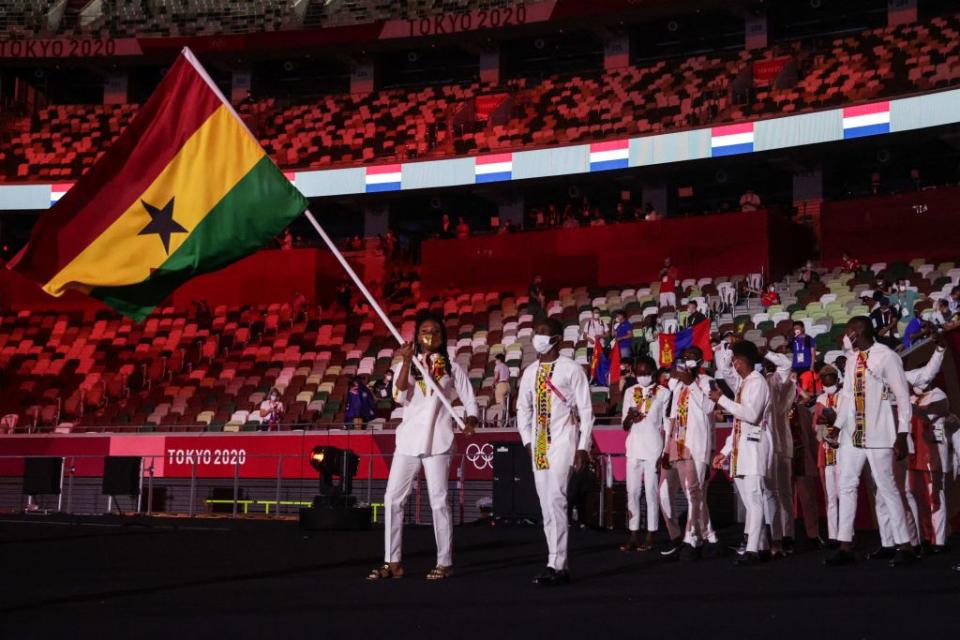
top-left (719, 371), bottom-right (772, 554)
top-left (516, 356), bottom-right (595, 571)
top-left (622, 383), bottom-right (669, 533)
top-left (385, 354), bottom-right (479, 566)
top-left (834, 343), bottom-right (914, 546)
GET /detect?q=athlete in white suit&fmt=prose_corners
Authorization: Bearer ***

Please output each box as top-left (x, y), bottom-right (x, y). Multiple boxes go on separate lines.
top-left (621, 356), bottom-right (670, 552)
top-left (824, 317), bottom-right (916, 567)
top-left (368, 316), bottom-right (479, 581)
top-left (712, 340), bottom-right (772, 566)
top-left (517, 317), bottom-right (594, 586)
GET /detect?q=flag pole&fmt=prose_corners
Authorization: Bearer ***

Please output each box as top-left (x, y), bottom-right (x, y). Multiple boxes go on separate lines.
top-left (302, 208), bottom-right (466, 430)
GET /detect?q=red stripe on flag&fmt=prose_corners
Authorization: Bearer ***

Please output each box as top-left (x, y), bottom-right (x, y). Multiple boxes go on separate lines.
top-left (475, 153), bottom-right (512, 165)
top-left (589, 139), bottom-right (629, 153)
top-left (365, 164), bottom-right (402, 175)
top-left (711, 122), bottom-right (754, 137)
top-left (14, 54), bottom-right (222, 284)
top-left (842, 101), bottom-right (890, 118)
top-left (51, 182), bottom-right (74, 192)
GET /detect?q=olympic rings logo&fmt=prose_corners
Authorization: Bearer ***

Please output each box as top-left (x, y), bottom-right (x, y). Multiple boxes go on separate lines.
top-left (465, 443), bottom-right (494, 470)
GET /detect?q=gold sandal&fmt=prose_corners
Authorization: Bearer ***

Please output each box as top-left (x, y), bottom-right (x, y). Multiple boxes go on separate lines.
top-left (426, 565), bottom-right (453, 581)
top-left (367, 563), bottom-right (403, 581)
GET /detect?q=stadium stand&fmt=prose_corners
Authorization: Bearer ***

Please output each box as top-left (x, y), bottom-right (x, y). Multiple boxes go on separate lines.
top-left (2, 12), bottom-right (959, 181)
top-left (1, 253), bottom-right (953, 434)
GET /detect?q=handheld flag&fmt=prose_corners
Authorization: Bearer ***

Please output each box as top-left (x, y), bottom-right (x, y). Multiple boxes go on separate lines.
top-left (9, 48), bottom-right (308, 321)
top-left (675, 319), bottom-right (713, 361)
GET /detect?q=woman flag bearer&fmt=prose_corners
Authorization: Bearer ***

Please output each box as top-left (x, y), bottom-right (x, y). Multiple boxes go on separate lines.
top-left (368, 315), bottom-right (479, 582)
top-left (517, 317), bottom-right (594, 586)
top-left (620, 356), bottom-right (670, 552)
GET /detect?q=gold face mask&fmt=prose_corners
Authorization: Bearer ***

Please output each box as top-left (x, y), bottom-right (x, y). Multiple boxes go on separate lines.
top-left (421, 335), bottom-right (435, 348)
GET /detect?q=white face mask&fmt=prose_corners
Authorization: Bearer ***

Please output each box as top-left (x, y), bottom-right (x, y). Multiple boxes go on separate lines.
top-left (593, 313), bottom-right (600, 319)
top-left (637, 375), bottom-right (653, 387)
top-left (794, 329), bottom-right (802, 336)
top-left (684, 359), bottom-right (699, 369)
top-left (532, 335), bottom-right (556, 354)
top-left (753, 363), bottom-right (764, 373)
top-left (823, 385), bottom-right (838, 395)
top-left (842, 334), bottom-right (854, 352)
top-left (913, 386), bottom-right (926, 396)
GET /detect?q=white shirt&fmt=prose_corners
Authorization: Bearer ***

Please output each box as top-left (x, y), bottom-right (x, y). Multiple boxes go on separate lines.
top-left (493, 360), bottom-right (511, 385)
top-left (719, 370), bottom-right (772, 477)
top-left (392, 352), bottom-right (479, 457)
top-left (664, 374), bottom-right (716, 464)
top-left (621, 383), bottom-right (670, 461)
top-left (913, 387), bottom-right (950, 472)
top-left (516, 355), bottom-right (594, 469)
top-left (834, 341), bottom-right (911, 449)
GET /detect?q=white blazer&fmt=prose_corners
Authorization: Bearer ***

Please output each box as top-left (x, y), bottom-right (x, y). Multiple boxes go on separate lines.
top-left (719, 370), bottom-right (772, 477)
top-left (664, 374), bottom-right (716, 464)
top-left (834, 342), bottom-right (911, 449)
top-left (392, 352), bottom-right (478, 457)
top-left (622, 383), bottom-right (670, 461)
top-left (516, 356), bottom-right (595, 469)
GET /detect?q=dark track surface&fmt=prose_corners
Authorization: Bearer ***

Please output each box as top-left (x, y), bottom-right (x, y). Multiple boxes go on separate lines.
top-left (0, 515), bottom-right (957, 639)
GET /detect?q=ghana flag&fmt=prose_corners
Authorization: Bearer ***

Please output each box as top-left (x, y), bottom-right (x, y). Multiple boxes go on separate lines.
top-left (9, 48), bottom-right (308, 321)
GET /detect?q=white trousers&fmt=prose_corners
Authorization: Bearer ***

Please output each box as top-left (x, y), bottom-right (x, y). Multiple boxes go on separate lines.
top-left (659, 292), bottom-right (676, 308)
top-left (870, 457), bottom-right (921, 547)
top-left (734, 475), bottom-right (767, 553)
top-left (838, 446), bottom-right (910, 545)
top-left (659, 462), bottom-right (717, 543)
top-left (626, 458), bottom-right (659, 532)
top-left (820, 464), bottom-right (840, 540)
top-left (534, 463), bottom-right (573, 570)
top-left (384, 453), bottom-right (452, 566)
top-left (906, 470), bottom-right (948, 546)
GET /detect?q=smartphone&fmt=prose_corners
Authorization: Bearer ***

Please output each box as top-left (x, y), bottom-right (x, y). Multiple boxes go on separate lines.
top-left (707, 379), bottom-right (718, 392)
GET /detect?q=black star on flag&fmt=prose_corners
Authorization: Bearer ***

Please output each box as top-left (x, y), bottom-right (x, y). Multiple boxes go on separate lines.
top-left (139, 197), bottom-right (187, 254)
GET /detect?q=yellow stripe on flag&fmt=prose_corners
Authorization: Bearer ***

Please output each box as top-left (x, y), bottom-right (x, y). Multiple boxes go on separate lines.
top-left (43, 105), bottom-right (265, 296)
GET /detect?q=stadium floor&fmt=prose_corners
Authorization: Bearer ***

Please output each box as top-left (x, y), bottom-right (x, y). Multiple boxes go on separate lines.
top-left (0, 515), bottom-right (957, 638)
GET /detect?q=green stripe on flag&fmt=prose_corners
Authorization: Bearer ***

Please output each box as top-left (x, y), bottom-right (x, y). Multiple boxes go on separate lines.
top-left (92, 157), bottom-right (307, 320)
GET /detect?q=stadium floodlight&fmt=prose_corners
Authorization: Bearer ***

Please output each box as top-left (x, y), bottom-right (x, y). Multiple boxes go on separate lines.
top-left (309, 446), bottom-right (359, 502)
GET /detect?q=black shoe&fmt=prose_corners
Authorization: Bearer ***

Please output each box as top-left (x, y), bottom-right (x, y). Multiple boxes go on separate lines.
top-left (952, 562), bottom-right (960, 572)
top-left (824, 549), bottom-right (857, 566)
top-left (679, 543), bottom-right (702, 562)
top-left (865, 546), bottom-right (896, 561)
top-left (782, 537), bottom-right (796, 555)
top-left (929, 544), bottom-right (951, 555)
top-left (914, 545), bottom-right (925, 559)
top-left (660, 540), bottom-right (682, 560)
top-left (758, 550), bottom-right (772, 562)
top-left (533, 567), bottom-right (570, 586)
top-left (888, 548), bottom-right (917, 568)
top-left (703, 542), bottom-right (725, 558)
top-left (825, 538), bottom-right (840, 550)
top-left (735, 552), bottom-right (761, 566)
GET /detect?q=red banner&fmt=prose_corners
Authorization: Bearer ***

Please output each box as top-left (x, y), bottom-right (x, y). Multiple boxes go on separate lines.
top-left (475, 93), bottom-right (508, 121)
top-left (753, 56), bottom-right (790, 84)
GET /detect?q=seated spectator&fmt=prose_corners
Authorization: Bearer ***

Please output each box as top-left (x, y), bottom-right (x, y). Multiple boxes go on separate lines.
top-left (902, 317), bottom-right (932, 349)
top-left (259, 388), bottom-right (285, 431)
top-left (948, 286), bottom-right (960, 315)
top-left (456, 216), bottom-right (470, 239)
top-left (739, 187), bottom-right (761, 212)
top-left (644, 204), bottom-right (663, 221)
top-left (870, 297), bottom-right (901, 348)
top-left (760, 285), bottom-right (781, 308)
top-left (890, 279), bottom-right (919, 317)
top-left (349, 235), bottom-right (363, 251)
top-left (798, 260), bottom-right (815, 285)
top-left (932, 299), bottom-right (952, 326)
top-left (684, 301), bottom-right (706, 327)
top-left (805, 272), bottom-right (829, 300)
top-left (335, 281), bottom-right (351, 311)
top-left (528, 274), bottom-right (545, 314)
top-left (561, 212), bottom-right (579, 229)
top-left (840, 251), bottom-right (861, 274)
